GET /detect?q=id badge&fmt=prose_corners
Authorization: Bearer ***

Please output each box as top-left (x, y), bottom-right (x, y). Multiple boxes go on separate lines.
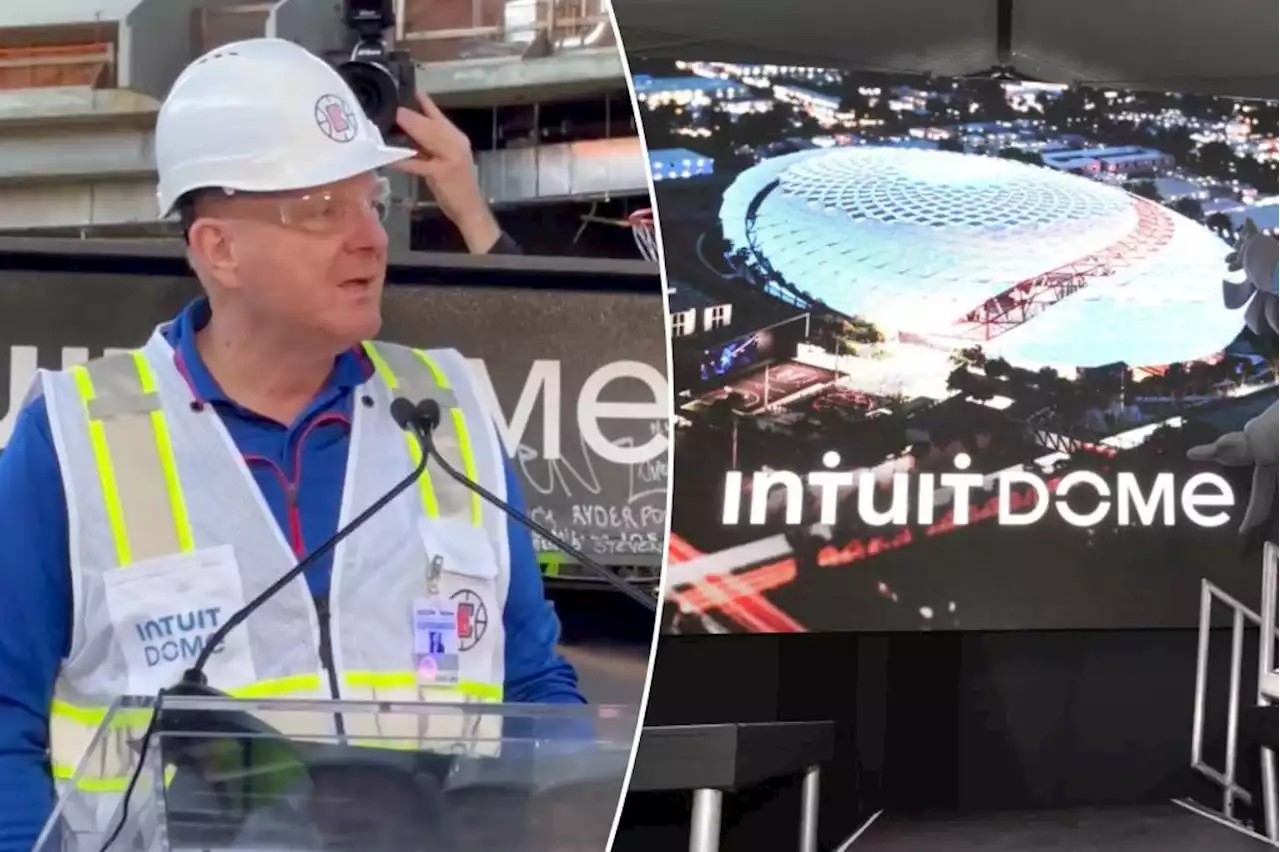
top-left (413, 598), bottom-right (460, 686)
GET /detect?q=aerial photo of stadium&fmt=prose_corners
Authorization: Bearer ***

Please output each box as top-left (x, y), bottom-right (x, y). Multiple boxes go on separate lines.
top-left (643, 58), bottom-right (1279, 634)
top-left (721, 145), bottom-right (1239, 369)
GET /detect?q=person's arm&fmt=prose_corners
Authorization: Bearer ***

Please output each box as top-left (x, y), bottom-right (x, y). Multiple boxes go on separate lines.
top-left (500, 457), bottom-right (584, 705)
top-left (390, 94), bottom-right (521, 258)
top-left (0, 395), bottom-right (72, 852)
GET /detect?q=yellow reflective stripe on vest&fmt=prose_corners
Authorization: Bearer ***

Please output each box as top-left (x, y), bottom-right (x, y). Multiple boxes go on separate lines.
top-left (71, 351), bottom-right (195, 567)
top-left (49, 672), bottom-right (499, 788)
top-left (49, 675), bottom-right (326, 789)
top-left (360, 342), bottom-right (482, 526)
top-left (49, 703), bottom-right (154, 792)
top-left (50, 699), bottom-right (152, 730)
top-left (343, 671), bottom-right (503, 752)
top-left (362, 342), bottom-right (442, 519)
top-left (50, 674), bottom-right (323, 728)
top-left (345, 670), bottom-right (502, 701)
top-left (53, 763), bottom-right (178, 793)
top-left (411, 349), bottom-right (484, 528)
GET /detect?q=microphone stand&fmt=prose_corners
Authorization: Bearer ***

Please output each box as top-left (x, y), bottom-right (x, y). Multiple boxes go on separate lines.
top-left (179, 400), bottom-right (431, 690)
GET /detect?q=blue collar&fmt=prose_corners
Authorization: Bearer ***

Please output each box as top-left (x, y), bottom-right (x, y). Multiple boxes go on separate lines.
top-left (164, 298), bottom-right (373, 405)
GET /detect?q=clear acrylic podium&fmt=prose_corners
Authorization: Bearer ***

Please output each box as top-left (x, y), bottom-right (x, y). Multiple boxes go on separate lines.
top-left (36, 693), bottom-right (637, 852)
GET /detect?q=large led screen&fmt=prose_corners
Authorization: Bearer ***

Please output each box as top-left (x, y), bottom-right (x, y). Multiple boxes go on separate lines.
top-left (645, 59), bottom-right (1279, 633)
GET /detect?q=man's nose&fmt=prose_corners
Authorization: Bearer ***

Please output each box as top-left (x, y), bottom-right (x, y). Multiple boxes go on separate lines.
top-left (345, 203), bottom-right (390, 251)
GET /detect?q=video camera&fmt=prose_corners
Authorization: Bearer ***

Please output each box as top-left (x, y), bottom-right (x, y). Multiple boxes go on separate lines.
top-left (336, 0), bottom-right (417, 142)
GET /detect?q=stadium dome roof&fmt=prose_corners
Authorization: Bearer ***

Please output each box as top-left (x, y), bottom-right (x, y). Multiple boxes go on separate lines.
top-left (720, 146), bottom-right (1246, 368)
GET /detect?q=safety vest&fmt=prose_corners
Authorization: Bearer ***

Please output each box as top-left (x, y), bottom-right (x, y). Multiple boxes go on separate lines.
top-left (38, 327), bottom-right (511, 828)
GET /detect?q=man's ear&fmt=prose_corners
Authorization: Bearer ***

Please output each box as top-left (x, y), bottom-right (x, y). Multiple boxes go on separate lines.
top-left (186, 218), bottom-right (240, 286)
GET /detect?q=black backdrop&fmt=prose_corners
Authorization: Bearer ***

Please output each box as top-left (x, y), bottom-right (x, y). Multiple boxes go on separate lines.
top-left (615, 628), bottom-right (1260, 851)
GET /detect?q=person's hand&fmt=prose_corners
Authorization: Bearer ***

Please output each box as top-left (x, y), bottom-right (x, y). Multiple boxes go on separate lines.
top-left (391, 92), bottom-right (502, 254)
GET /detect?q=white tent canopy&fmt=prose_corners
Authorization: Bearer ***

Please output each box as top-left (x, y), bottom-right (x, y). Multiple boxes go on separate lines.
top-left (613, 0), bottom-right (1278, 100)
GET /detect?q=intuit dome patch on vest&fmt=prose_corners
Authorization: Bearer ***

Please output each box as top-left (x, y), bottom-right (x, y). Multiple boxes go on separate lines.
top-left (133, 608), bottom-right (226, 666)
top-left (99, 544), bottom-right (258, 695)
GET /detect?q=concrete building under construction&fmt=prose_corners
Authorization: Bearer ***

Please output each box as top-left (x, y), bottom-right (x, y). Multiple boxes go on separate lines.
top-left (0, 0), bottom-right (649, 255)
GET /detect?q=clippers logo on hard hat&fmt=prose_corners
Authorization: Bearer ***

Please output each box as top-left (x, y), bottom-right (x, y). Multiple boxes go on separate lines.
top-left (314, 94), bottom-right (359, 143)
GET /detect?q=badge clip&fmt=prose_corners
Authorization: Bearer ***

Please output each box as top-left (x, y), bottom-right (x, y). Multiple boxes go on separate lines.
top-left (427, 554), bottom-right (443, 596)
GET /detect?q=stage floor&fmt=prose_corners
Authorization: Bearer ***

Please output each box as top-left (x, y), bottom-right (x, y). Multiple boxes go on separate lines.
top-left (850, 804), bottom-right (1272, 851)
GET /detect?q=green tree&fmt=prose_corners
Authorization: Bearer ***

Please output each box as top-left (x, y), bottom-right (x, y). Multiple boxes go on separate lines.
top-left (946, 366), bottom-right (972, 394)
top-left (1195, 141), bottom-right (1237, 180)
top-left (965, 80), bottom-right (1013, 122)
top-left (732, 107), bottom-right (793, 144)
top-left (984, 357), bottom-right (1012, 379)
top-left (845, 317), bottom-right (884, 344)
top-left (640, 102), bottom-right (682, 150)
top-left (1173, 197), bottom-right (1204, 221)
top-left (1034, 366), bottom-right (1060, 389)
top-left (1129, 180), bottom-right (1161, 201)
top-left (1163, 362), bottom-right (1188, 397)
top-left (1042, 88), bottom-right (1088, 131)
top-left (1149, 128), bottom-right (1195, 166)
top-left (1206, 212), bottom-right (1234, 237)
top-left (997, 147), bottom-right (1044, 167)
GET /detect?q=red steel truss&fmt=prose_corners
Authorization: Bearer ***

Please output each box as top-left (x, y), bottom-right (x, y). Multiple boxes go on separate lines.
top-left (952, 198), bottom-right (1176, 342)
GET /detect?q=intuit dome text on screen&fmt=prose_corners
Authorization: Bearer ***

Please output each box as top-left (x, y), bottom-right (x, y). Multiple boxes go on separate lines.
top-left (721, 452), bottom-right (1236, 529)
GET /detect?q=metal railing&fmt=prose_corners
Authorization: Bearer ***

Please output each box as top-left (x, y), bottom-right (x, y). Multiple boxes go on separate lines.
top-left (1191, 542), bottom-right (1279, 841)
top-left (1191, 582), bottom-right (1259, 818)
top-left (395, 0), bottom-right (613, 65)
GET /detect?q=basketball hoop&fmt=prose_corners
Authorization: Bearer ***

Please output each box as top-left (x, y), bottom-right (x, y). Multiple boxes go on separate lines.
top-left (628, 208), bottom-right (659, 263)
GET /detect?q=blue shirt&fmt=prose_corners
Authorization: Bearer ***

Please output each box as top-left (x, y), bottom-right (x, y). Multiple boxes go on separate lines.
top-left (0, 298), bottom-right (583, 851)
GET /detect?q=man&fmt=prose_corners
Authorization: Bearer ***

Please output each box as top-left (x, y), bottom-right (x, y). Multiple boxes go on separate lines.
top-left (0, 38), bottom-right (582, 850)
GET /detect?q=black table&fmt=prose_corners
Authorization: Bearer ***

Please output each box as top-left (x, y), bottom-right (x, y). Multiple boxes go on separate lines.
top-left (629, 721), bottom-right (836, 852)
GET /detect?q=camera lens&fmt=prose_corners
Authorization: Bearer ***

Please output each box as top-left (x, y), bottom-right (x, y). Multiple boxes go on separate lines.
top-left (337, 59), bottom-right (399, 135)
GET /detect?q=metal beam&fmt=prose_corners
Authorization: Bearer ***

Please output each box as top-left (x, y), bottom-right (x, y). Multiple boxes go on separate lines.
top-left (416, 47), bottom-right (624, 107)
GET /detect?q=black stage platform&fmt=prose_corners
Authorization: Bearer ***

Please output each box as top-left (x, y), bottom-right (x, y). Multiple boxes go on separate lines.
top-left (847, 804), bottom-right (1273, 851)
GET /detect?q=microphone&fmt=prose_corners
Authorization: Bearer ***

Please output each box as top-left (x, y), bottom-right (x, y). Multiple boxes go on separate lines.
top-left (407, 398), bottom-right (657, 612)
top-left (177, 396), bottom-right (431, 690)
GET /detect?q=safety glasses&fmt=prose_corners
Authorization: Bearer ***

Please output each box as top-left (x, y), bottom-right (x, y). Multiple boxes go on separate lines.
top-left (274, 175), bottom-right (392, 234)
top-left (202, 175), bottom-right (393, 235)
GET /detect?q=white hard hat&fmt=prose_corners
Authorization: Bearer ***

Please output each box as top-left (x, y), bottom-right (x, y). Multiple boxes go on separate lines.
top-left (155, 37), bottom-right (416, 218)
